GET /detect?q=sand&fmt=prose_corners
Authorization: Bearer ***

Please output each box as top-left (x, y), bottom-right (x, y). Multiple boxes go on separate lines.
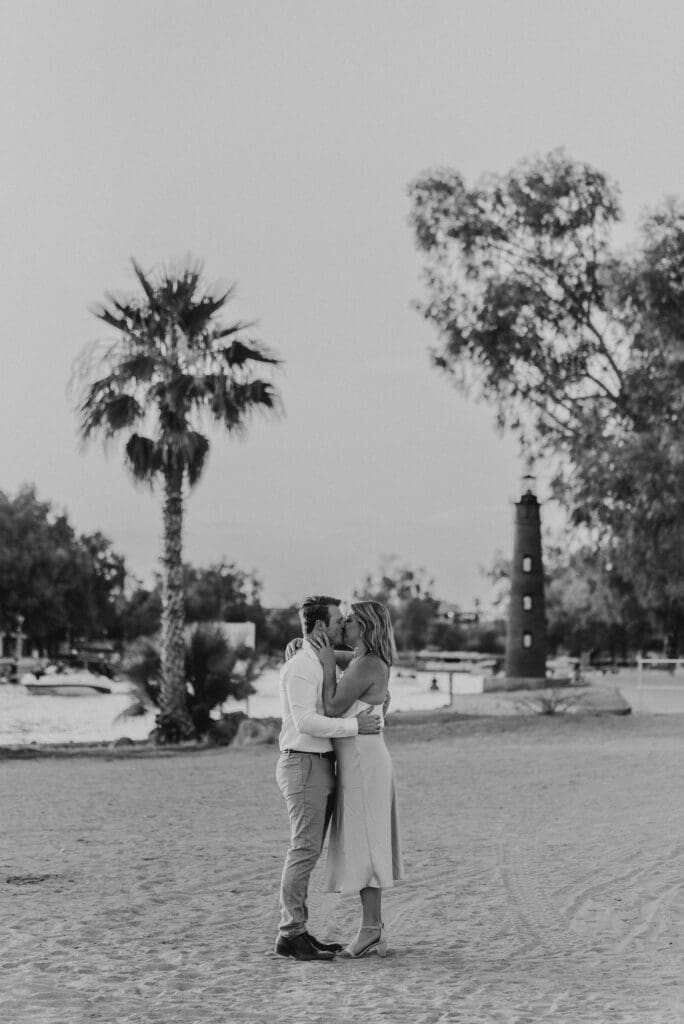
top-left (2, 713), bottom-right (684, 1024)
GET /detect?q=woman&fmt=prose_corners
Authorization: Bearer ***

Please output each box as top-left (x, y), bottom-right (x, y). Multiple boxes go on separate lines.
top-left (308, 600), bottom-right (404, 958)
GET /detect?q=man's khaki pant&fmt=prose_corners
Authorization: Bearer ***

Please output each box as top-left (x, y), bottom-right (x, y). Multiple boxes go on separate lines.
top-left (276, 750), bottom-right (336, 937)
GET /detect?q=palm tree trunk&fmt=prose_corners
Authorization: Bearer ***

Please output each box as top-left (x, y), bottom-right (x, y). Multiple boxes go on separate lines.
top-left (158, 466), bottom-right (194, 741)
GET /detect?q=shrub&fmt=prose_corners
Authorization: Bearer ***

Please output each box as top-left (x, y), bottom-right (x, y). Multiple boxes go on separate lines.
top-left (118, 625), bottom-right (261, 740)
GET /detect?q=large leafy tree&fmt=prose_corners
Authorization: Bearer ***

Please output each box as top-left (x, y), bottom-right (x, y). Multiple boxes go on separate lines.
top-left (409, 151), bottom-right (684, 648)
top-left (0, 486), bottom-right (127, 652)
top-left (184, 561), bottom-right (263, 626)
top-left (75, 260), bottom-right (282, 741)
top-left (79, 530), bottom-right (128, 639)
top-left (119, 561), bottom-right (266, 643)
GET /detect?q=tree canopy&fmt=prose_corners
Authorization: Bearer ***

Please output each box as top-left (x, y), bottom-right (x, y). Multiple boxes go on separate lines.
top-left (410, 151), bottom-right (684, 647)
top-left (75, 259), bottom-right (282, 490)
top-left (0, 486), bottom-right (127, 651)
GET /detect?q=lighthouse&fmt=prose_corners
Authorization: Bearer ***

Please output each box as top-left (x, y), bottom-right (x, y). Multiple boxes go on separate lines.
top-left (505, 474), bottom-right (547, 688)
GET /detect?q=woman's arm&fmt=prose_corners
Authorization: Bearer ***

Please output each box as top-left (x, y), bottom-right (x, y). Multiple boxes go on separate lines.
top-left (328, 657), bottom-right (387, 715)
top-left (310, 636), bottom-right (387, 715)
top-left (285, 636), bottom-right (353, 669)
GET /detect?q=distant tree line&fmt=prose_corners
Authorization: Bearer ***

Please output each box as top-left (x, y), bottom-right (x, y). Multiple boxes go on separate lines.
top-left (0, 486), bottom-right (127, 653)
top-left (0, 488), bottom-right (502, 659)
top-left (2, 484), bottom-right (676, 664)
top-left (0, 484), bottom-right (274, 655)
top-left (353, 555), bottom-right (505, 655)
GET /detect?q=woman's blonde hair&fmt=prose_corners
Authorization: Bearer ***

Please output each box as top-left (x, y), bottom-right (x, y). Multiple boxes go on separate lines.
top-left (351, 601), bottom-right (397, 666)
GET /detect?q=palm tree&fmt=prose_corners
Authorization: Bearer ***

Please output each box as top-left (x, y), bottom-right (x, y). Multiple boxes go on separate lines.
top-left (74, 259), bottom-right (282, 742)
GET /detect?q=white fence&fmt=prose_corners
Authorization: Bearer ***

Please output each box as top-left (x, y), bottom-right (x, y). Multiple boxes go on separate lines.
top-left (635, 657), bottom-right (684, 713)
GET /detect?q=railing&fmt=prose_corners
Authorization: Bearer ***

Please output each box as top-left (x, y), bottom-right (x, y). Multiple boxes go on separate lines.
top-left (395, 656), bottom-right (497, 708)
top-left (635, 657), bottom-right (684, 713)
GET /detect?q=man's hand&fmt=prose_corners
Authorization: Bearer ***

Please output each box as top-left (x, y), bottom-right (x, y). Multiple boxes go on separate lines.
top-left (285, 637), bottom-right (304, 661)
top-left (308, 632), bottom-right (336, 673)
top-left (356, 708), bottom-right (382, 734)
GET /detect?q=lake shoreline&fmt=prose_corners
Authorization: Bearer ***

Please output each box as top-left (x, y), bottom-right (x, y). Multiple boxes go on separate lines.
top-left (0, 698), bottom-right (635, 760)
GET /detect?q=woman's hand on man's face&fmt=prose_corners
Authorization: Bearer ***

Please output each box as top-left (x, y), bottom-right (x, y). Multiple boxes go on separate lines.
top-left (308, 632), bottom-right (336, 670)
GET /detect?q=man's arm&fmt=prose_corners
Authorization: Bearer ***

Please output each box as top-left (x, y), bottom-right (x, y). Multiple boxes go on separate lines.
top-left (286, 670), bottom-right (359, 738)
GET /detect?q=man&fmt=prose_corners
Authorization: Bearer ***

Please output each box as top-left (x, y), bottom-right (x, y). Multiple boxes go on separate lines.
top-left (275, 595), bottom-right (382, 961)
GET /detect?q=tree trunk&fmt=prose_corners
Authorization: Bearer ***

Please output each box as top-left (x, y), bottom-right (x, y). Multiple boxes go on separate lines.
top-left (158, 466), bottom-right (194, 741)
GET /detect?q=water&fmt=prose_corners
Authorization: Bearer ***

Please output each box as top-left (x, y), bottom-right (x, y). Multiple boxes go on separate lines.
top-left (0, 668), bottom-right (470, 746)
top-left (0, 679), bottom-right (157, 746)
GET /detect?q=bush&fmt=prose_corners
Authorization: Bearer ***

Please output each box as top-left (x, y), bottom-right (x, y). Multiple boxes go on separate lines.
top-left (118, 625), bottom-right (261, 739)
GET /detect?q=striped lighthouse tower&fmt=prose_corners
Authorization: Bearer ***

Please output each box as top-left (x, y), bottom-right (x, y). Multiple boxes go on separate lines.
top-left (505, 474), bottom-right (547, 688)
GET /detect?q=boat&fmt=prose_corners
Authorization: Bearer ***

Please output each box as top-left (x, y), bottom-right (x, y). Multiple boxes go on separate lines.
top-left (21, 671), bottom-right (112, 696)
top-left (411, 650), bottom-right (499, 674)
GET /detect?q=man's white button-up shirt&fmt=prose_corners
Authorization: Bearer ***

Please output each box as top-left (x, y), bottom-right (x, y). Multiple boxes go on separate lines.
top-left (278, 640), bottom-right (358, 752)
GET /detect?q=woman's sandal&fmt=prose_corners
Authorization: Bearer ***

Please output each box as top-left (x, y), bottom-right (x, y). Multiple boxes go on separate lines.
top-left (340, 923), bottom-right (388, 959)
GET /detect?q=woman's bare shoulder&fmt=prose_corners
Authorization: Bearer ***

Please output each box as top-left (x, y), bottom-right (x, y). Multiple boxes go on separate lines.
top-left (358, 654), bottom-right (389, 678)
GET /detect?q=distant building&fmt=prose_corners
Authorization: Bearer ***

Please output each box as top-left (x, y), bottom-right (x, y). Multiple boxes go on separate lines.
top-left (434, 602), bottom-right (480, 624)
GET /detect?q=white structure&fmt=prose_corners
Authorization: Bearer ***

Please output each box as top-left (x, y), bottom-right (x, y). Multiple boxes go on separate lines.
top-left (187, 621), bottom-right (256, 650)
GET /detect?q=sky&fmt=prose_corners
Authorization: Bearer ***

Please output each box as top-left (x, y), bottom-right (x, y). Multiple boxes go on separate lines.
top-left (1, 0), bottom-right (683, 608)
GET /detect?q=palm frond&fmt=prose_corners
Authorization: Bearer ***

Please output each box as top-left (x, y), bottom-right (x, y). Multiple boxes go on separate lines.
top-left (156, 263), bottom-right (203, 317)
top-left (234, 380), bottom-right (283, 412)
top-left (121, 636), bottom-right (162, 706)
top-left (80, 388), bottom-right (143, 439)
top-left (94, 295), bottom-right (149, 335)
top-left (220, 339), bottom-right (281, 368)
top-left (93, 305), bottom-right (127, 332)
top-left (161, 374), bottom-right (205, 410)
top-left (203, 376), bottom-right (282, 430)
top-left (213, 321), bottom-right (255, 341)
top-left (184, 432), bottom-right (210, 486)
top-left (204, 376), bottom-right (245, 429)
top-left (125, 434), bottom-right (162, 483)
top-left (116, 353), bottom-right (159, 382)
top-left (131, 260), bottom-right (161, 312)
top-left (179, 290), bottom-right (235, 338)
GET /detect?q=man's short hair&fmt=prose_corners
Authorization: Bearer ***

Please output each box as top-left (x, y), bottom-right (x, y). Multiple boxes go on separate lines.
top-left (299, 595), bottom-right (341, 635)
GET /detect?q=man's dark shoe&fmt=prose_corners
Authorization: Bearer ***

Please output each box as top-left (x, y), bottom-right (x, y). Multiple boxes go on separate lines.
top-left (306, 932), bottom-right (344, 954)
top-left (274, 933), bottom-right (335, 961)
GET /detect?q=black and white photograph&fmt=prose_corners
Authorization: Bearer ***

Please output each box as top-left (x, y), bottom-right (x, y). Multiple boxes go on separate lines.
top-left (1, 1), bottom-right (683, 1021)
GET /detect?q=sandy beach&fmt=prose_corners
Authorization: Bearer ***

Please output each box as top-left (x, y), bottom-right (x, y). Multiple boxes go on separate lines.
top-left (2, 713), bottom-right (684, 1024)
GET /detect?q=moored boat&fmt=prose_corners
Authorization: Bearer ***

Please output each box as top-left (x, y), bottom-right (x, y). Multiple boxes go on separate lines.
top-left (22, 671), bottom-right (112, 696)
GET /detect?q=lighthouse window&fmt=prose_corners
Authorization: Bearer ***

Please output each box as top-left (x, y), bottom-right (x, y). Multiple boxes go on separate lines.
top-left (522, 556), bottom-right (532, 573)
top-left (522, 632), bottom-right (533, 648)
top-left (522, 595), bottom-right (533, 611)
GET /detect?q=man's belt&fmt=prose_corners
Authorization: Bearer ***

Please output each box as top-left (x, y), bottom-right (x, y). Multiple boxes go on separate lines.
top-left (282, 748), bottom-right (335, 760)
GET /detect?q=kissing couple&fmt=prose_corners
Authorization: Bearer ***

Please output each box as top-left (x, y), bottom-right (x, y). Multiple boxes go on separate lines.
top-left (274, 595), bottom-right (404, 961)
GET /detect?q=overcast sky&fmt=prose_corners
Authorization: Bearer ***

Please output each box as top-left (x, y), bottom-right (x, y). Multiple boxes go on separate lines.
top-left (1, 0), bottom-right (682, 607)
